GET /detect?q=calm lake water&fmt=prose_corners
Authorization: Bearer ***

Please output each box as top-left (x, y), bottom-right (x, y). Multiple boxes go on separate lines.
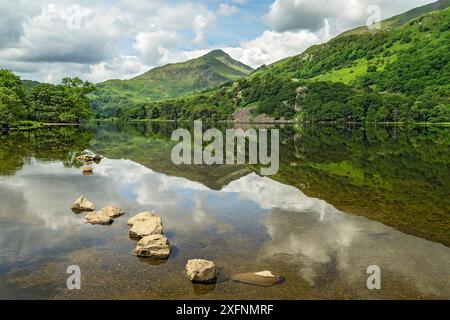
top-left (0, 122), bottom-right (449, 300)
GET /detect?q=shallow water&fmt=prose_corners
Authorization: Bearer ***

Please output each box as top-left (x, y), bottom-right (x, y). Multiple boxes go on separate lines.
top-left (0, 123), bottom-right (449, 299)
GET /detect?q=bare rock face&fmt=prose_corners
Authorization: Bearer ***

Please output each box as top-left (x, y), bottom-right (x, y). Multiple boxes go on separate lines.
top-left (71, 195), bottom-right (95, 212)
top-left (127, 211), bottom-right (155, 226)
top-left (129, 216), bottom-right (163, 239)
top-left (98, 207), bottom-right (125, 218)
top-left (186, 259), bottom-right (217, 283)
top-left (231, 271), bottom-right (282, 287)
top-left (134, 234), bottom-right (172, 259)
top-left (85, 211), bottom-right (113, 225)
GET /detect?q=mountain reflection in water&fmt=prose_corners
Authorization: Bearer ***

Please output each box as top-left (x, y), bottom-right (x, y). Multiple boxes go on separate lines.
top-left (0, 123), bottom-right (449, 299)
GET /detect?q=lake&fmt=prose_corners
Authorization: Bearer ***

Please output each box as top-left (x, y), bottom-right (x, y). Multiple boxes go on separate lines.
top-left (0, 122), bottom-right (449, 299)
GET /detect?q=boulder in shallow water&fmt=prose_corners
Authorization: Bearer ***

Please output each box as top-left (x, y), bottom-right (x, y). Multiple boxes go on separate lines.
top-left (230, 271), bottom-right (282, 287)
top-left (81, 165), bottom-right (93, 175)
top-left (186, 259), bottom-right (217, 283)
top-left (127, 211), bottom-right (155, 226)
top-left (134, 234), bottom-right (172, 259)
top-left (71, 195), bottom-right (95, 212)
top-left (85, 211), bottom-right (113, 225)
top-left (98, 206), bottom-right (125, 218)
top-left (129, 216), bottom-right (163, 239)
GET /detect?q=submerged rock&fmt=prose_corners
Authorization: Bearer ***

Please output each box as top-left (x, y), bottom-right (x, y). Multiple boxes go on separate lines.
top-left (98, 207), bottom-right (125, 218)
top-left (85, 211), bottom-right (113, 225)
top-left (71, 195), bottom-right (95, 212)
top-left (127, 211), bottom-right (155, 226)
top-left (134, 234), bottom-right (172, 259)
top-left (186, 259), bottom-right (217, 283)
top-left (129, 216), bottom-right (163, 239)
top-left (81, 165), bottom-right (94, 175)
top-left (231, 271), bottom-right (282, 287)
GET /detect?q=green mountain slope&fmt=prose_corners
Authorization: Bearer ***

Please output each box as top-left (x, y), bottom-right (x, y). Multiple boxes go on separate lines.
top-left (145, 0), bottom-right (449, 123)
top-left (88, 50), bottom-right (253, 117)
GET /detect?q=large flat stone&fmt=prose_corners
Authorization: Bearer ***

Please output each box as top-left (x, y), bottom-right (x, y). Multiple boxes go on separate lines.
top-left (129, 216), bottom-right (163, 239)
top-left (127, 211), bottom-right (155, 226)
top-left (231, 271), bottom-right (283, 287)
top-left (134, 234), bottom-right (172, 259)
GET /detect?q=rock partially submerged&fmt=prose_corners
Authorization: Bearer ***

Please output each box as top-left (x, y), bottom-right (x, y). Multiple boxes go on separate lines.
top-left (76, 151), bottom-right (103, 164)
top-left (186, 259), bottom-right (217, 283)
top-left (85, 211), bottom-right (113, 225)
top-left (71, 195), bottom-right (95, 212)
top-left (81, 165), bottom-right (94, 175)
top-left (98, 206), bottom-right (125, 218)
top-left (134, 234), bottom-right (172, 259)
top-left (84, 207), bottom-right (124, 225)
top-left (129, 216), bottom-right (163, 239)
top-left (127, 211), bottom-right (155, 226)
top-left (231, 271), bottom-right (283, 287)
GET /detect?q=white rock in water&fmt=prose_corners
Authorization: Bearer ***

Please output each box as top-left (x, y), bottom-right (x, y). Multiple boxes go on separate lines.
top-left (231, 271), bottom-right (282, 287)
top-left (134, 234), bottom-right (172, 259)
top-left (186, 259), bottom-right (217, 283)
top-left (127, 211), bottom-right (155, 226)
top-left (85, 211), bottom-right (113, 225)
top-left (129, 216), bottom-right (163, 239)
top-left (98, 207), bottom-right (124, 218)
top-left (71, 195), bottom-right (95, 212)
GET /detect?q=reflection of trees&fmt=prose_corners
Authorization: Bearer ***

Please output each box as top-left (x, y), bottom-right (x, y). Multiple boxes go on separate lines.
top-left (89, 122), bottom-right (251, 190)
top-left (273, 124), bottom-right (450, 246)
top-left (0, 127), bottom-right (93, 176)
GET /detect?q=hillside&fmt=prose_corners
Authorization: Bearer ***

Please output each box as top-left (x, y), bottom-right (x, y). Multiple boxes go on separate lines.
top-left (143, 0), bottom-right (449, 123)
top-left (88, 50), bottom-right (253, 117)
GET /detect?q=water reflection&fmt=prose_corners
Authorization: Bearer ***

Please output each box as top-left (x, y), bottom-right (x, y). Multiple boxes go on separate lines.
top-left (0, 124), bottom-right (449, 299)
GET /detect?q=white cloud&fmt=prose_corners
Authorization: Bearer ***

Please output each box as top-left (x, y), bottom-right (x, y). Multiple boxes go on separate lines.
top-left (133, 30), bottom-right (179, 66)
top-left (223, 27), bottom-right (328, 68)
top-left (265, 0), bottom-right (436, 33)
top-left (217, 3), bottom-right (240, 17)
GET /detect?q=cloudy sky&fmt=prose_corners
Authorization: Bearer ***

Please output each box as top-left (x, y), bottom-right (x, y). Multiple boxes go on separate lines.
top-left (0, 0), bottom-right (436, 83)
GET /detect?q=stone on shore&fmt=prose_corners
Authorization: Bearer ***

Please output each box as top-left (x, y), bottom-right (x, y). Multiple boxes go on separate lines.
top-left (71, 195), bottom-right (95, 212)
top-left (186, 259), bottom-right (217, 283)
top-left (98, 207), bottom-right (125, 218)
top-left (231, 271), bottom-right (282, 287)
top-left (134, 234), bottom-right (172, 259)
top-left (127, 211), bottom-right (155, 226)
top-left (129, 216), bottom-right (163, 239)
top-left (85, 211), bottom-right (113, 225)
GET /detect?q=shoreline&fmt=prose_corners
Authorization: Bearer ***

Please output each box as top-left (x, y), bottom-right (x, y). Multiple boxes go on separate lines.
top-left (93, 119), bottom-right (450, 126)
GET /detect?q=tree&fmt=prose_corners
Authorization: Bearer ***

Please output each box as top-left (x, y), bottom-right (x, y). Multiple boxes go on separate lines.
top-left (0, 70), bottom-right (27, 128)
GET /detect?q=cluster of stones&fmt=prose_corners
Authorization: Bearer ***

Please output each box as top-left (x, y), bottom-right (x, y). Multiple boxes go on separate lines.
top-left (76, 150), bottom-right (103, 175)
top-left (127, 211), bottom-right (172, 260)
top-left (73, 151), bottom-right (283, 287)
top-left (71, 195), bottom-right (124, 225)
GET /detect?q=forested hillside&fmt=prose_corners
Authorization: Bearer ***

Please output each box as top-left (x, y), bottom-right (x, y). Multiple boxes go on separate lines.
top-left (88, 50), bottom-right (253, 118)
top-left (0, 70), bottom-right (94, 129)
top-left (141, 2), bottom-right (449, 123)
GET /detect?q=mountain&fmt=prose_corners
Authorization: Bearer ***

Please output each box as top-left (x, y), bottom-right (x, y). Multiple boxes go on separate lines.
top-left (88, 50), bottom-right (253, 117)
top-left (144, 0), bottom-right (449, 123)
top-left (21, 80), bottom-right (41, 91)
